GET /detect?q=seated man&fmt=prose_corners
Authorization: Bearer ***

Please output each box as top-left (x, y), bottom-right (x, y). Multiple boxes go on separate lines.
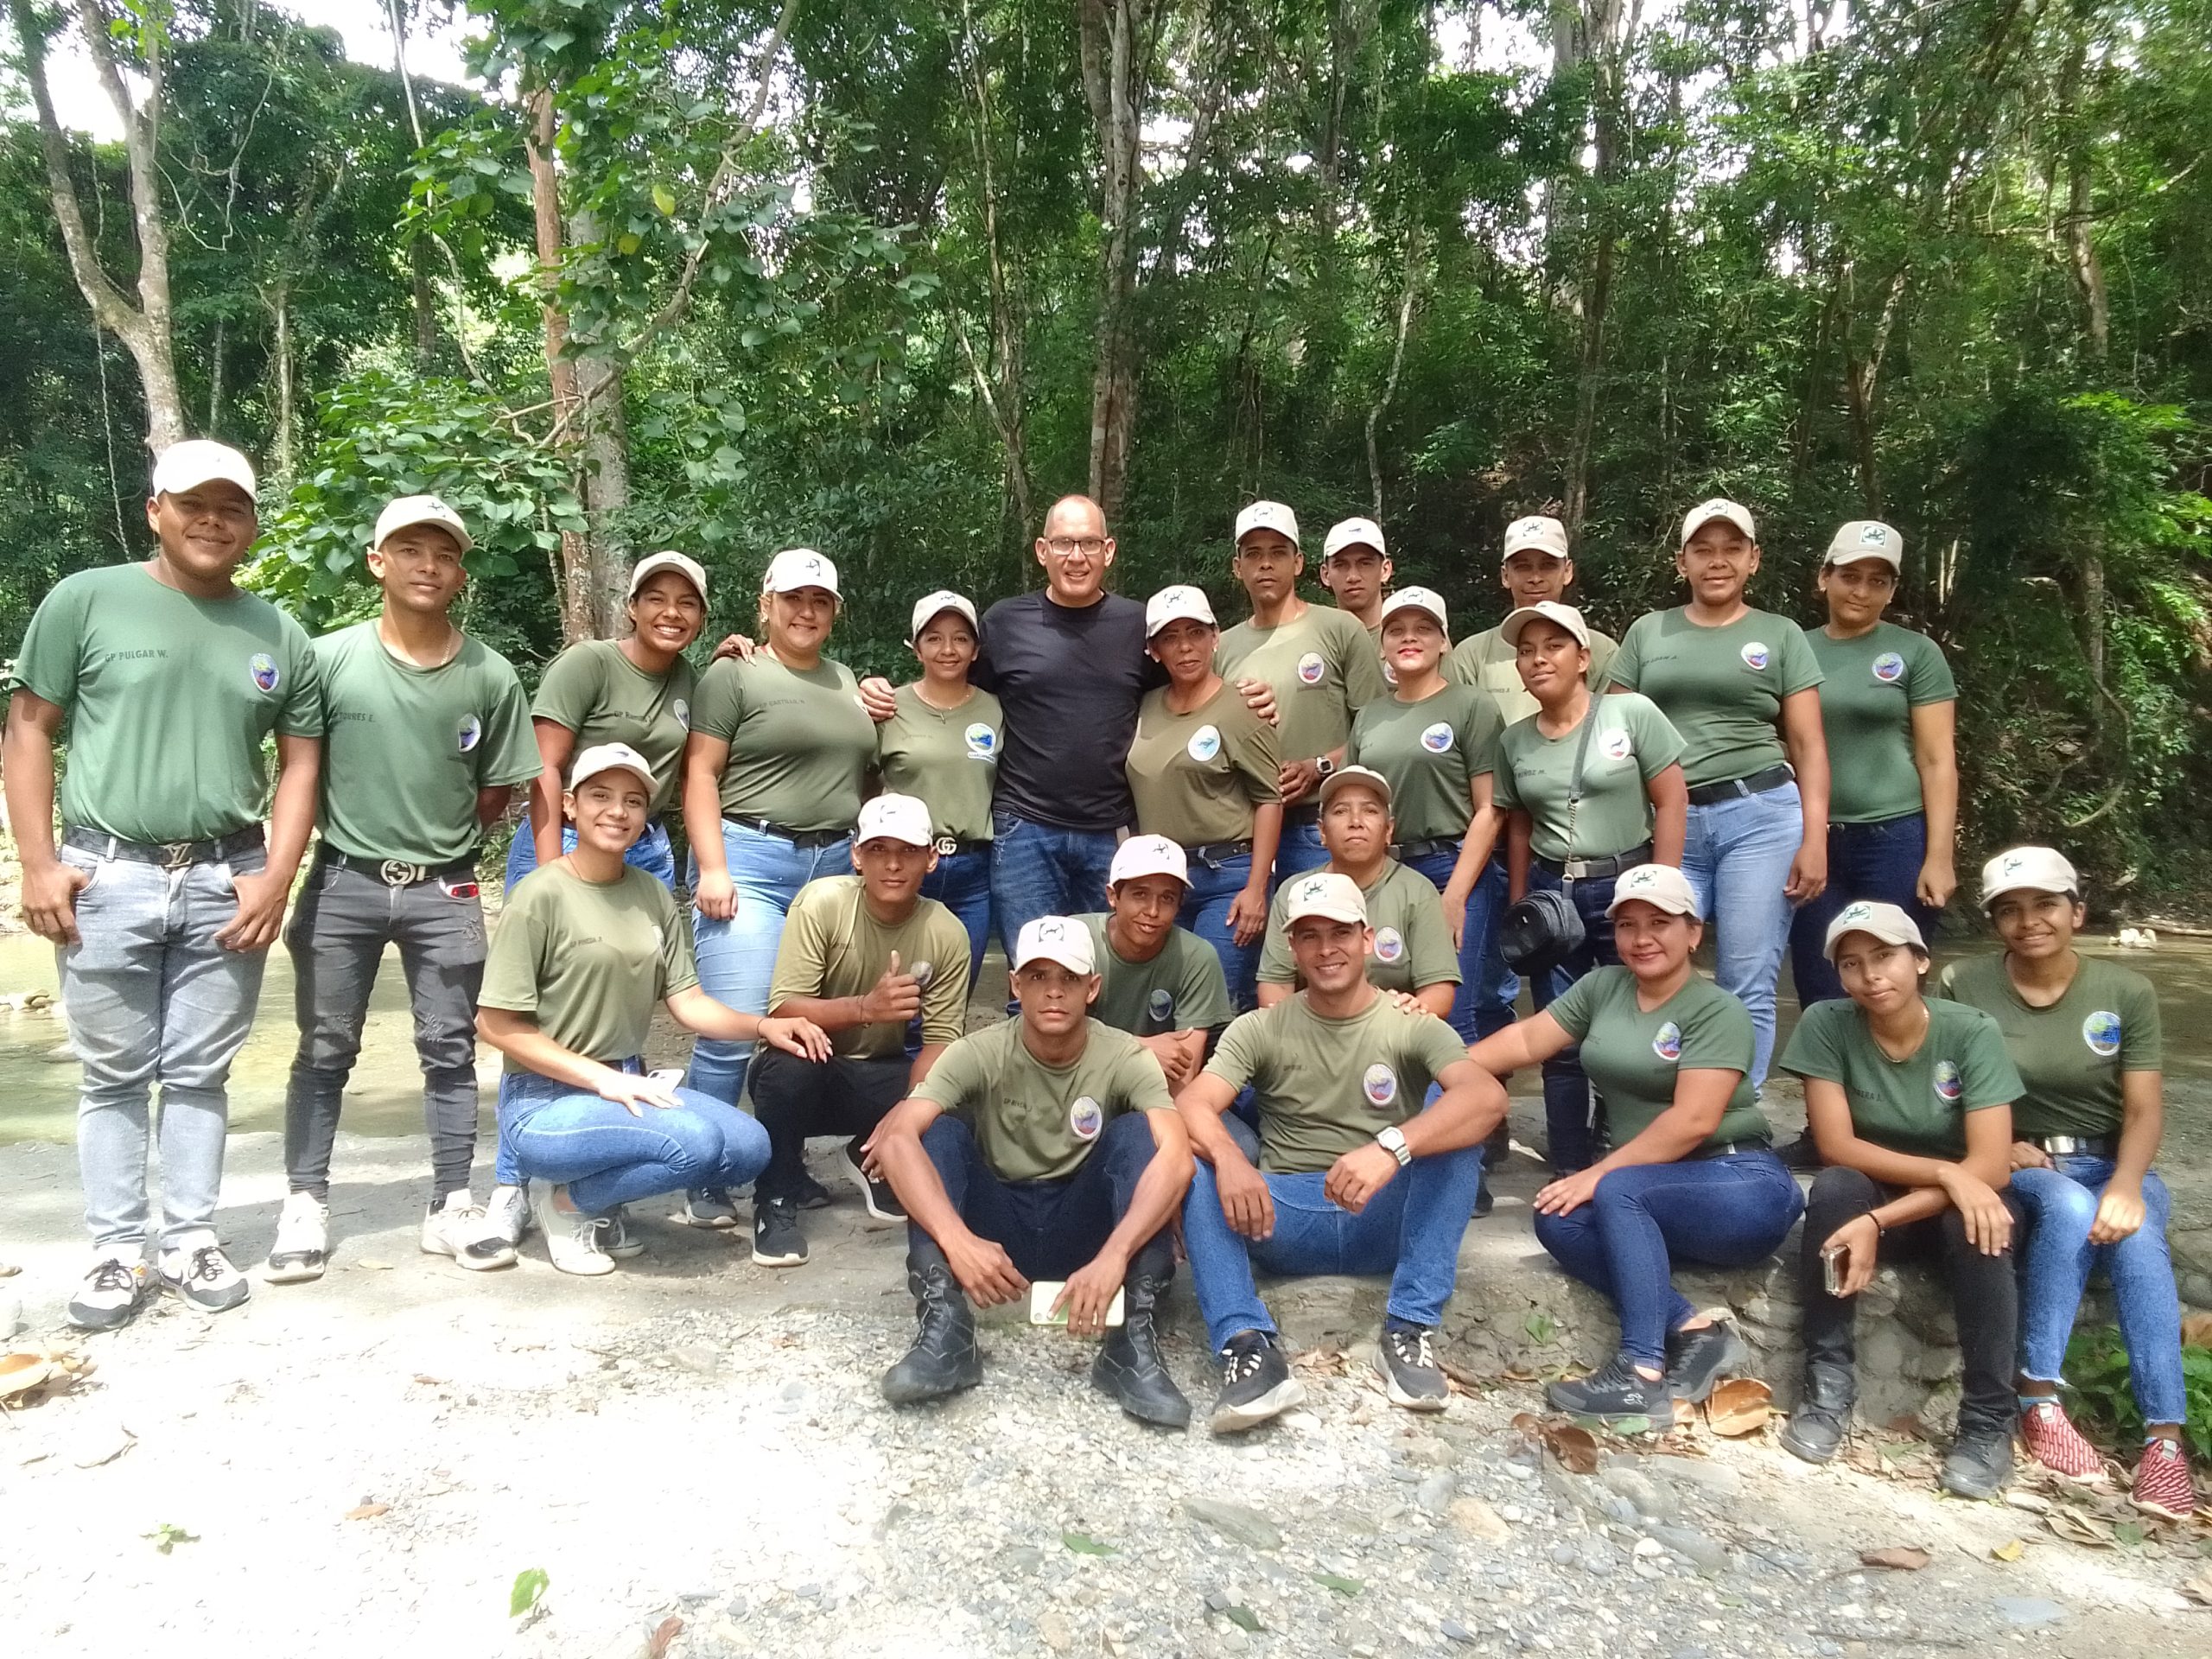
top-left (1077, 834), bottom-right (1235, 1091)
top-left (1178, 872), bottom-right (1507, 1433)
top-left (748, 793), bottom-right (973, 1267)
top-left (869, 917), bottom-right (1196, 1427)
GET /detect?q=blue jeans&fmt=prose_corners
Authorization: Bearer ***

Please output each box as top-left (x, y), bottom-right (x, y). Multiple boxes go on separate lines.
top-left (505, 817), bottom-right (675, 890)
top-left (2013, 1159), bottom-right (2186, 1426)
top-left (920, 846), bottom-right (993, 989)
top-left (1407, 849), bottom-right (1512, 1043)
top-left (1180, 847), bottom-right (1261, 1013)
top-left (59, 840), bottom-right (271, 1251)
top-left (1533, 1151), bottom-right (1803, 1366)
top-left (912, 1110), bottom-right (1172, 1278)
top-left (1527, 867), bottom-right (1625, 1173)
top-left (1271, 814), bottom-right (1329, 882)
top-left (1183, 1144), bottom-right (1485, 1350)
top-left (1789, 813), bottom-right (1930, 1007)
top-left (497, 1063), bottom-right (769, 1217)
top-left (990, 811), bottom-right (1121, 962)
top-left (685, 822), bottom-right (852, 1102)
top-left (1681, 779), bottom-right (1802, 1090)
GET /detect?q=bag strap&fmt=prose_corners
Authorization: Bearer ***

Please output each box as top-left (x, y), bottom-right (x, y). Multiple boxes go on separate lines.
top-left (1558, 697), bottom-right (1603, 874)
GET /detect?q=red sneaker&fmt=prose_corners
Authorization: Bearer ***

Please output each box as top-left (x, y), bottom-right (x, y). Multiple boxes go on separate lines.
top-left (2018, 1400), bottom-right (2103, 1481)
top-left (2131, 1438), bottom-right (2198, 1521)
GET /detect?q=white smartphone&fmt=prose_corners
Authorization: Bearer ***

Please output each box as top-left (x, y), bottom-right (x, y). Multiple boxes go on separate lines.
top-left (645, 1068), bottom-right (685, 1091)
top-left (1028, 1281), bottom-right (1125, 1328)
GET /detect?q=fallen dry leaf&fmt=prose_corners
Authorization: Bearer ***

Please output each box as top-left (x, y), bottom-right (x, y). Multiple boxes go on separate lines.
top-left (0, 1351), bottom-right (54, 1399)
top-left (1548, 1423), bottom-right (1599, 1474)
top-left (2047, 1509), bottom-right (2116, 1548)
top-left (1704, 1378), bottom-right (1772, 1438)
top-left (1991, 1539), bottom-right (2025, 1562)
top-left (345, 1503), bottom-right (390, 1521)
top-left (1859, 1546), bottom-right (1932, 1572)
top-left (646, 1615), bottom-right (683, 1658)
top-left (2180, 1571), bottom-right (2212, 1607)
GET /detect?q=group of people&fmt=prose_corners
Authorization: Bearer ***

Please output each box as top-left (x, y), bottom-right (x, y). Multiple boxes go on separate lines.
top-left (1, 440), bottom-right (2191, 1516)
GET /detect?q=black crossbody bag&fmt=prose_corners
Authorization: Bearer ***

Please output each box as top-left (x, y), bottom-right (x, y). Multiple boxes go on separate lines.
top-left (1497, 703), bottom-right (1599, 976)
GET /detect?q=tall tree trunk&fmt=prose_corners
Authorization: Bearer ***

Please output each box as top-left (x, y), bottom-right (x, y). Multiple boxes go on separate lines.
top-left (528, 86), bottom-right (595, 645)
top-left (954, 0), bottom-right (1032, 537)
top-left (2062, 152), bottom-right (2110, 363)
top-left (568, 205), bottom-right (632, 639)
top-left (1561, 7), bottom-right (1635, 534)
top-left (268, 279), bottom-right (295, 478)
top-left (1364, 231), bottom-right (1420, 521)
top-left (410, 236), bottom-right (439, 367)
top-left (1077, 0), bottom-right (1156, 525)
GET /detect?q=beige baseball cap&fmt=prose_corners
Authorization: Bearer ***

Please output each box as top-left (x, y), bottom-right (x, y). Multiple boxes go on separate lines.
top-left (629, 550), bottom-right (708, 601)
top-left (569, 741), bottom-right (655, 793)
top-left (1014, 916), bottom-right (1096, 976)
top-left (372, 494), bottom-right (473, 554)
top-left (1499, 600), bottom-right (1590, 649)
top-left (1283, 870), bottom-right (1369, 927)
top-left (908, 589), bottom-right (978, 641)
top-left (1980, 846), bottom-right (2080, 907)
top-left (1503, 514), bottom-right (1569, 562)
top-left (1319, 765), bottom-right (1393, 810)
top-left (1145, 584), bottom-right (1217, 637)
top-left (1377, 587), bottom-right (1448, 632)
top-left (1234, 500), bottom-right (1300, 548)
top-left (1823, 899), bottom-right (1928, 961)
top-left (855, 793), bottom-right (934, 848)
top-left (1825, 520), bottom-right (1903, 570)
top-left (1110, 834), bottom-right (1189, 887)
top-left (761, 547), bottom-right (839, 596)
top-left (1324, 517), bottom-right (1386, 560)
top-left (1680, 498), bottom-right (1757, 545)
top-left (151, 439), bottom-right (257, 502)
top-left (1606, 863), bottom-right (1701, 918)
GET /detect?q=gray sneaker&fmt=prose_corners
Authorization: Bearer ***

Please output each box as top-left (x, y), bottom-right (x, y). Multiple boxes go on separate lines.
top-left (601, 1204), bottom-right (646, 1259)
top-left (67, 1253), bottom-right (148, 1332)
top-left (678, 1187), bottom-right (741, 1230)
top-left (157, 1236), bottom-right (251, 1314)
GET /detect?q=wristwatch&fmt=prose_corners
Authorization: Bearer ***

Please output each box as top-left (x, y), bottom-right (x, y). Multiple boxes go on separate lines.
top-left (1375, 1126), bottom-right (1412, 1167)
top-left (1314, 754), bottom-right (1338, 778)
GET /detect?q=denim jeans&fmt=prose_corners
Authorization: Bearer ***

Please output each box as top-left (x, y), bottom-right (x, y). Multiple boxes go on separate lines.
top-left (912, 1110), bottom-right (1171, 1279)
top-left (1180, 847), bottom-right (1261, 1013)
top-left (1406, 849), bottom-right (1511, 1044)
top-left (2013, 1159), bottom-right (2185, 1425)
top-left (497, 1063), bottom-right (769, 1217)
top-left (990, 810), bottom-right (1122, 962)
top-left (505, 817), bottom-right (675, 891)
top-left (1183, 1143), bottom-right (1485, 1350)
top-left (1533, 1151), bottom-right (1802, 1366)
top-left (685, 821), bottom-right (853, 1102)
top-left (284, 861), bottom-right (487, 1203)
top-left (747, 1046), bottom-right (912, 1205)
top-left (1272, 815), bottom-right (1329, 882)
top-left (920, 846), bottom-right (993, 989)
top-left (1527, 867), bottom-right (1625, 1173)
top-left (59, 842), bottom-right (270, 1251)
top-left (1681, 779), bottom-right (1803, 1090)
top-left (1789, 814), bottom-right (1930, 1007)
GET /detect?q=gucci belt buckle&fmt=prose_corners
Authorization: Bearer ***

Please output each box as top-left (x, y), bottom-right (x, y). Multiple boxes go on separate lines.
top-left (378, 860), bottom-right (427, 887)
top-left (932, 836), bottom-right (959, 856)
top-left (159, 842), bottom-right (198, 869)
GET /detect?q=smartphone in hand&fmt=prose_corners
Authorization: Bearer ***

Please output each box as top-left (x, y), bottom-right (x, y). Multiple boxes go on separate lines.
top-left (1028, 1281), bottom-right (1125, 1328)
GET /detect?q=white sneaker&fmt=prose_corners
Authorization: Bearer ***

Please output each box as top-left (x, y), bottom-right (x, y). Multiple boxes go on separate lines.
top-left (421, 1191), bottom-right (518, 1271)
top-left (529, 1181), bottom-right (614, 1275)
top-left (486, 1184), bottom-right (531, 1247)
top-left (157, 1234), bottom-right (251, 1314)
top-left (601, 1204), bottom-right (646, 1260)
top-left (266, 1192), bottom-right (330, 1283)
top-left (67, 1252), bottom-right (148, 1331)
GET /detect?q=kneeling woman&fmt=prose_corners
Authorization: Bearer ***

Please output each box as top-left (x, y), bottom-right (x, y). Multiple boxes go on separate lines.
top-left (1778, 901), bottom-right (2023, 1499)
top-left (480, 744), bottom-right (830, 1274)
top-left (1468, 863), bottom-right (1800, 1423)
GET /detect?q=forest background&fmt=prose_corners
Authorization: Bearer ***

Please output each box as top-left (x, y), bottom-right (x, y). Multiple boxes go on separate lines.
top-left (2, 0), bottom-right (2208, 899)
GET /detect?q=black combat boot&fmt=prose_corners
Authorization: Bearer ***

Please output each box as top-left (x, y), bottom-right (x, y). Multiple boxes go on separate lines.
top-left (1090, 1252), bottom-right (1191, 1429)
top-left (880, 1240), bottom-right (982, 1406)
top-left (1778, 1360), bottom-right (1856, 1464)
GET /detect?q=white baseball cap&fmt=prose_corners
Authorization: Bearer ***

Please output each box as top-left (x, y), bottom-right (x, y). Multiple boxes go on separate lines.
top-left (1499, 600), bottom-right (1591, 649)
top-left (1234, 500), bottom-right (1300, 548)
top-left (1324, 517), bottom-right (1386, 560)
top-left (569, 741), bottom-right (656, 793)
top-left (373, 494), bottom-right (474, 554)
top-left (1109, 834), bottom-right (1189, 887)
top-left (1980, 846), bottom-right (2080, 907)
top-left (1825, 520), bottom-right (1903, 570)
top-left (151, 439), bottom-right (257, 503)
top-left (761, 547), bottom-right (840, 596)
top-left (1319, 764), bottom-right (1393, 810)
top-left (1377, 587), bottom-right (1448, 632)
top-left (908, 589), bottom-right (978, 641)
top-left (1823, 899), bottom-right (1928, 961)
top-left (1283, 870), bottom-right (1369, 927)
top-left (629, 550), bottom-right (708, 601)
top-left (1503, 515), bottom-right (1569, 562)
top-left (1606, 863), bottom-right (1701, 918)
top-left (1680, 498), bottom-right (1757, 545)
top-left (1014, 915), bottom-right (1096, 976)
top-left (855, 793), bottom-right (934, 848)
top-left (1145, 584), bottom-right (1217, 638)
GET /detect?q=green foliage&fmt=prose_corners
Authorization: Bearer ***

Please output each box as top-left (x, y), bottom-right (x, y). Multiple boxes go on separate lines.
top-left (508, 1566), bottom-right (550, 1618)
top-left (2063, 1326), bottom-right (2212, 1463)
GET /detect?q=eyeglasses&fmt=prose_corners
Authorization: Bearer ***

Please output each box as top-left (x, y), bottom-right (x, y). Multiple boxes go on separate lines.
top-left (1043, 537), bottom-right (1108, 558)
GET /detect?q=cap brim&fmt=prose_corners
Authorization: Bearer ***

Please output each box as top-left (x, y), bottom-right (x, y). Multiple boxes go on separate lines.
top-left (1015, 950), bottom-right (1094, 975)
top-left (379, 515), bottom-right (474, 554)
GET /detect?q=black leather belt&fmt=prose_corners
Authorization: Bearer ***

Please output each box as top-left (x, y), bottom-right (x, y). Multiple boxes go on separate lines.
top-left (316, 848), bottom-right (479, 887)
top-left (727, 815), bottom-right (849, 849)
top-left (1184, 838), bottom-right (1254, 867)
top-left (63, 824), bottom-right (264, 869)
top-left (1686, 1138), bottom-right (1774, 1161)
top-left (1391, 836), bottom-right (1459, 861)
top-left (2031, 1134), bottom-right (2115, 1158)
top-left (931, 836), bottom-right (988, 857)
top-left (1535, 844), bottom-right (1652, 880)
top-left (1684, 764), bottom-right (1794, 807)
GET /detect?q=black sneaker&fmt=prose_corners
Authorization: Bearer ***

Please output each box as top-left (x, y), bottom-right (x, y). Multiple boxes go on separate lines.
top-left (67, 1254), bottom-right (148, 1332)
top-left (1208, 1329), bottom-right (1306, 1434)
top-left (842, 1141), bottom-right (906, 1221)
top-left (751, 1198), bottom-right (808, 1268)
top-left (1939, 1430), bottom-right (2013, 1500)
top-left (1546, 1355), bottom-right (1663, 1424)
top-left (1376, 1320), bottom-right (1449, 1411)
top-left (792, 1171), bottom-right (833, 1211)
top-left (1473, 1179), bottom-right (1496, 1219)
top-left (1662, 1321), bottom-right (1748, 1405)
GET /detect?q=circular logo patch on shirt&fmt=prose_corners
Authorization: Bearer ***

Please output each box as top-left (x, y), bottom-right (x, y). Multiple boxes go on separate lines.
top-left (1147, 988), bottom-right (1175, 1023)
top-left (2082, 1010), bottom-right (2122, 1057)
top-left (1069, 1096), bottom-right (1104, 1141)
top-left (1420, 721), bottom-right (1455, 754)
top-left (1296, 652), bottom-right (1326, 686)
top-left (1375, 927), bottom-right (1406, 963)
top-left (1186, 724), bottom-right (1223, 763)
top-left (1362, 1063), bottom-right (1399, 1109)
top-left (1601, 729), bottom-right (1634, 763)
top-left (1738, 641), bottom-right (1770, 672)
top-left (1382, 660), bottom-right (1398, 686)
top-left (457, 714), bottom-right (482, 753)
top-left (1652, 1021), bottom-right (1683, 1062)
top-left (964, 722), bottom-right (998, 760)
top-left (673, 698), bottom-right (690, 729)
top-left (1933, 1059), bottom-right (1963, 1102)
top-left (1872, 652), bottom-right (1906, 683)
top-left (909, 960), bottom-right (937, 990)
top-left (248, 652), bottom-right (280, 693)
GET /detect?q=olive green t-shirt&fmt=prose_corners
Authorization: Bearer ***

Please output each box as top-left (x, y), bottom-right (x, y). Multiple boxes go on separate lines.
top-left (1605, 608), bottom-right (1823, 787)
top-left (1345, 684), bottom-right (1503, 843)
top-left (1216, 605), bottom-right (1390, 764)
top-left (1256, 860), bottom-right (1460, 994)
top-left (10, 563), bottom-right (322, 843)
top-left (1126, 683), bottom-right (1281, 847)
top-left (1780, 995), bottom-right (2021, 1159)
top-left (1491, 693), bottom-right (1687, 862)
top-left (1205, 993), bottom-right (1470, 1173)
top-left (531, 639), bottom-right (696, 817)
top-left (912, 1016), bottom-right (1173, 1182)
top-left (1547, 967), bottom-right (1767, 1152)
top-left (1936, 954), bottom-right (2158, 1139)
top-left (877, 683), bottom-right (1004, 842)
top-left (1446, 624), bottom-right (1620, 728)
top-left (1077, 912), bottom-right (1234, 1037)
top-left (313, 622), bottom-right (539, 866)
top-left (766, 875), bottom-right (972, 1060)
top-left (480, 864), bottom-right (698, 1064)
top-left (692, 653), bottom-right (876, 832)
top-left (1802, 622), bottom-right (1955, 824)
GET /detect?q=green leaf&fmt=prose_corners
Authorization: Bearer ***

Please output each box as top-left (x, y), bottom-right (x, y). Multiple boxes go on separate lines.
top-left (510, 1567), bottom-right (550, 1618)
top-left (652, 184), bottom-right (677, 216)
top-left (618, 232), bottom-right (642, 256)
top-left (1223, 1605), bottom-right (1263, 1632)
top-left (143, 1524), bottom-right (197, 1555)
top-left (1311, 1573), bottom-right (1364, 1597)
top-left (1060, 1532), bottom-right (1117, 1556)
top-left (1523, 1312), bottom-right (1557, 1345)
